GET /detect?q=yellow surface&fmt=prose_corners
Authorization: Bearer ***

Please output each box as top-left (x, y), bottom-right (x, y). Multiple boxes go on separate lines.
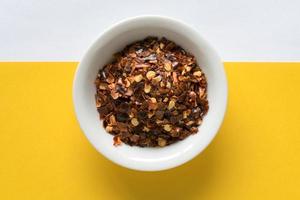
top-left (0, 62), bottom-right (300, 200)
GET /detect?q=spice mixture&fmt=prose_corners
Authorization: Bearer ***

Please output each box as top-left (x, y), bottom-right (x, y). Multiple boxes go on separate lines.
top-left (95, 37), bottom-right (209, 147)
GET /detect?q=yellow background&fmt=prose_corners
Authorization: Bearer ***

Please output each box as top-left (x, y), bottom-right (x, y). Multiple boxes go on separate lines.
top-left (0, 62), bottom-right (300, 199)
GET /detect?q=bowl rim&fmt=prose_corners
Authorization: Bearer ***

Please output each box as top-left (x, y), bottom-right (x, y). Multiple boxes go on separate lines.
top-left (73, 15), bottom-right (228, 171)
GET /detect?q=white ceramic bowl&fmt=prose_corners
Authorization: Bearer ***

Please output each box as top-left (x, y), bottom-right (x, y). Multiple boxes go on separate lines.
top-left (73, 16), bottom-right (227, 171)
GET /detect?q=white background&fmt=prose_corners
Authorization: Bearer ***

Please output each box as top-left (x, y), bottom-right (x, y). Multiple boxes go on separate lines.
top-left (1, 0), bottom-right (300, 61)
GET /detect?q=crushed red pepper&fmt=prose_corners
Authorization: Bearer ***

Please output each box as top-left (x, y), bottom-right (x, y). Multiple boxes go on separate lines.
top-left (95, 37), bottom-right (209, 147)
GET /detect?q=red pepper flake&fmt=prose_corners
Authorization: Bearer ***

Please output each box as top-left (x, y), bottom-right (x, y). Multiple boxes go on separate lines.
top-left (95, 37), bottom-right (209, 147)
top-left (113, 136), bottom-right (122, 146)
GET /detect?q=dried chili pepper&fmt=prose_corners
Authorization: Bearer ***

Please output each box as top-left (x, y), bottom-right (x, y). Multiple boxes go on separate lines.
top-left (95, 37), bottom-right (209, 147)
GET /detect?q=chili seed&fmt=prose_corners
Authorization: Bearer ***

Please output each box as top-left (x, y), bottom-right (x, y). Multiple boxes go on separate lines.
top-left (131, 118), bottom-right (139, 126)
top-left (158, 138), bottom-right (167, 147)
top-left (146, 71), bottom-right (156, 80)
top-left (134, 74), bottom-right (143, 82)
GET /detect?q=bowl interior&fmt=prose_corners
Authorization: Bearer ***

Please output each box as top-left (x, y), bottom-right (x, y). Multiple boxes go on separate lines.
top-left (73, 16), bottom-right (227, 171)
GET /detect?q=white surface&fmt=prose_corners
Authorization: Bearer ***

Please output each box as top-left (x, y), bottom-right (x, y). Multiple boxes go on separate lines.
top-left (73, 16), bottom-right (227, 171)
top-left (1, 0), bottom-right (300, 61)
